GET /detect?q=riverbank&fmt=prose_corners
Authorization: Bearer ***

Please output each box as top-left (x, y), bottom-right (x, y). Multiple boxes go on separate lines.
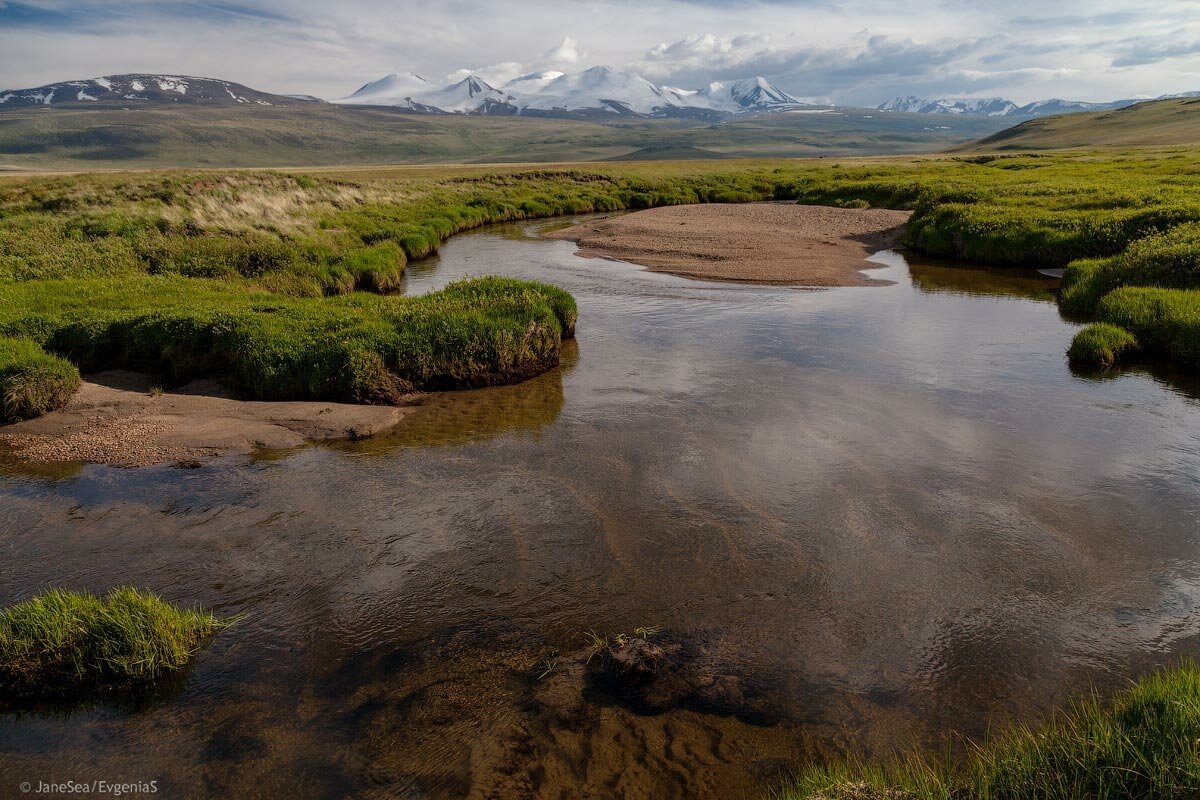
top-left (780, 663), bottom-right (1200, 800)
top-left (544, 204), bottom-right (912, 286)
top-left (0, 370), bottom-right (414, 467)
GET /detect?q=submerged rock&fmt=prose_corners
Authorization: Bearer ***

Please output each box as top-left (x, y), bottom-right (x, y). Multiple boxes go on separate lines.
top-left (569, 632), bottom-right (772, 721)
top-left (606, 637), bottom-right (666, 682)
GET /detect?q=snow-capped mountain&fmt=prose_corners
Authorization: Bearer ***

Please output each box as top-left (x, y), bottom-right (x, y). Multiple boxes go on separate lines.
top-left (521, 66), bottom-right (676, 116)
top-left (335, 66), bottom-right (810, 118)
top-left (879, 92), bottom-right (1200, 118)
top-left (416, 76), bottom-right (517, 114)
top-left (337, 72), bottom-right (518, 114)
top-left (699, 77), bottom-right (803, 111)
top-left (879, 96), bottom-right (1020, 116)
top-left (338, 72), bottom-right (440, 111)
top-left (0, 74), bottom-right (315, 109)
top-left (1013, 98), bottom-right (1137, 116)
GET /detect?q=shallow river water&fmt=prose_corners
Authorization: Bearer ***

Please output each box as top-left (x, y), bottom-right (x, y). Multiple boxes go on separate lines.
top-left (3, 218), bottom-right (1200, 799)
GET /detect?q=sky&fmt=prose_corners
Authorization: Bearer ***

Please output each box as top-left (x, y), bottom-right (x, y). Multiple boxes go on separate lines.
top-left (2, 0), bottom-right (1200, 105)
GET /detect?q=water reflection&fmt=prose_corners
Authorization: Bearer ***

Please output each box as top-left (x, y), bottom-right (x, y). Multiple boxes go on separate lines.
top-left (908, 258), bottom-right (1059, 302)
top-left (335, 341), bottom-right (575, 455)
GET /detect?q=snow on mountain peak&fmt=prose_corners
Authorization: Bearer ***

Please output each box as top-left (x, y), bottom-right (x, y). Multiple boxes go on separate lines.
top-left (503, 71), bottom-right (565, 93)
top-left (337, 66), bottom-right (811, 117)
top-left (343, 72), bottom-right (431, 105)
top-left (523, 66), bottom-right (671, 115)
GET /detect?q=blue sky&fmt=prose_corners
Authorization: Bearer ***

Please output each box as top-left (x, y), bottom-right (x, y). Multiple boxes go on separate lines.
top-left (2, 0), bottom-right (1199, 104)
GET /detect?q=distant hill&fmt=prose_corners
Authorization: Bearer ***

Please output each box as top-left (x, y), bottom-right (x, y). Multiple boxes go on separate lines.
top-left (603, 145), bottom-right (732, 161)
top-left (0, 98), bottom-right (1012, 170)
top-left (880, 92), bottom-right (1200, 119)
top-left (955, 97), bottom-right (1200, 151)
top-left (0, 74), bottom-right (317, 110)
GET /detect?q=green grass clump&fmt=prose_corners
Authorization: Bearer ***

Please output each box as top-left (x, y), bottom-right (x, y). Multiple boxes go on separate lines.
top-left (1067, 323), bottom-right (1140, 369)
top-left (1059, 258), bottom-right (1111, 314)
top-left (1060, 224), bottom-right (1200, 315)
top-left (0, 275), bottom-right (576, 402)
top-left (0, 587), bottom-right (224, 700)
top-left (1094, 286), bottom-right (1200, 363)
top-left (0, 336), bottom-right (80, 421)
top-left (778, 663), bottom-right (1200, 800)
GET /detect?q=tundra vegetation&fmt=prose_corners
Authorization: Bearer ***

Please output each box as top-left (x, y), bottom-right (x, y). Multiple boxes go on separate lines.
top-left (778, 663), bottom-right (1200, 800)
top-left (0, 588), bottom-right (224, 701)
top-left (1, 150), bottom-right (1199, 419)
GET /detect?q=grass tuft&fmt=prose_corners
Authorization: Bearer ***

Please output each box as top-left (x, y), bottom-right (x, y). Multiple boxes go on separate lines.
top-left (0, 587), bottom-right (225, 700)
top-left (777, 663), bottom-right (1200, 800)
top-left (0, 337), bottom-right (80, 422)
top-left (1067, 323), bottom-right (1140, 369)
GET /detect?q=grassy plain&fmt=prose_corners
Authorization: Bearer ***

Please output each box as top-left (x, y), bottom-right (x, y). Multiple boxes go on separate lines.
top-left (0, 104), bottom-right (1010, 170)
top-left (2, 149), bottom-right (1199, 418)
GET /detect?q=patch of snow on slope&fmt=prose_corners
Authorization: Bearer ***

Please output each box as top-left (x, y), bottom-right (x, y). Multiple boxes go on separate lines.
top-left (155, 77), bottom-right (188, 94)
top-left (93, 77), bottom-right (112, 89)
top-left (77, 90), bottom-right (97, 101)
top-left (503, 71), bottom-right (564, 94)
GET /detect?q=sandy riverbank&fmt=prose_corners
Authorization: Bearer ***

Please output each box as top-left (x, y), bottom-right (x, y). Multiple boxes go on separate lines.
top-left (544, 203), bottom-right (912, 286)
top-left (0, 371), bottom-right (414, 467)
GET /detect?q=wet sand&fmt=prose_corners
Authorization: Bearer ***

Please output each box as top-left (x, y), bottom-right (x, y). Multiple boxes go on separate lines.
top-left (0, 370), bottom-right (414, 467)
top-left (544, 203), bottom-right (913, 286)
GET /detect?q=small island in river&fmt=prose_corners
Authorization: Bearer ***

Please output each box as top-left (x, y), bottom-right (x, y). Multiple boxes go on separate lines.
top-left (544, 203), bottom-right (913, 286)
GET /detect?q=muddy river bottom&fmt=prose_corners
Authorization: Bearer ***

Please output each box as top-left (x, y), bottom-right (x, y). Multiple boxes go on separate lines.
top-left (3, 218), bottom-right (1200, 799)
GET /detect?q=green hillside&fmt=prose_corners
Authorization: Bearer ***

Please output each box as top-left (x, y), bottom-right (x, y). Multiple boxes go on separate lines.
top-left (958, 97), bottom-right (1200, 151)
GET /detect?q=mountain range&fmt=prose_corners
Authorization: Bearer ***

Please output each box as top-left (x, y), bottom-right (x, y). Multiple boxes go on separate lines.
top-left (333, 67), bottom-right (810, 119)
top-left (3, 70), bottom-right (1198, 124)
top-left (879, 92), bottom-right (1200, 118)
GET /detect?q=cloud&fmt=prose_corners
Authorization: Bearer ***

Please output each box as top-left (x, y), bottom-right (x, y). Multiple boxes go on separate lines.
top-left (636, 31), bottom-right (1002, 103)
top-left (1110, 38), bottom-right (1200, 68)
top-left (1, 0), bottom-right (1199, 104)
top-left (442, 37), bottom-right (583, 89)
top-left (544, 36), bottom-right (582, 65)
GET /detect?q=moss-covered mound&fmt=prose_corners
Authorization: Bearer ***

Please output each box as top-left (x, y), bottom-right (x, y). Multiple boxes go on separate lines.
top-left (0, 276), bottom-right (576, 405)
top-left (778, 663), bottom-right (1200, 800)
top-left (1068, 323), bottom-right (1140, 369)
top-left (0, 587), bottom-right (224, 700)
top-left (0, 337), bottom-right (80, 421)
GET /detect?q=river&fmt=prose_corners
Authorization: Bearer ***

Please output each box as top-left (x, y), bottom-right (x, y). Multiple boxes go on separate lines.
top-left (3, 217), bottom-right (1200, 798)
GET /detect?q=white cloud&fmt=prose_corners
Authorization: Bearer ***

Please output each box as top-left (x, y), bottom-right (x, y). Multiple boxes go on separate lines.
top-left (543, 36), bottom-right (582, 65)
top-left (1, 0), bottom-right (1199, 104)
